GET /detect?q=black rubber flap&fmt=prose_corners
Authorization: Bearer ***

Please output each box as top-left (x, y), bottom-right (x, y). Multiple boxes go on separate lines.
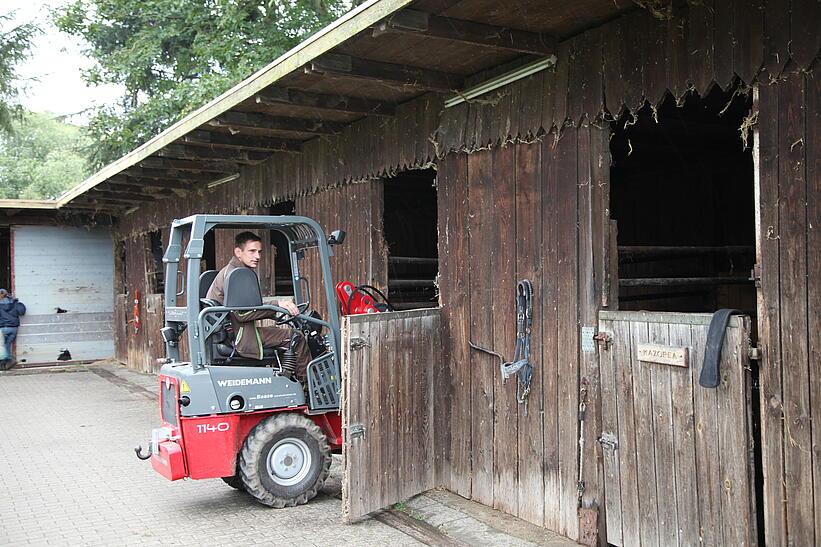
top-left (699, 309), bottom-right (743, 389)
top-left (224, 267), bottom-right (263, 307)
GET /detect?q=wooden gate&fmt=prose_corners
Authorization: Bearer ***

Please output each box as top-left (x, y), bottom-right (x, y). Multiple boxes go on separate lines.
top-left (598, 311), bottom-right (756, 546)
top-left (341, 308), bottom-right (440, 521)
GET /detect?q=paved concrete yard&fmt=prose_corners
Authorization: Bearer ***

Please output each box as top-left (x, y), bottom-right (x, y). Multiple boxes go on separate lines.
top-left (0, 363), bottom-right (579, 546)
top-left (0, 364), bottom-right (418, 546)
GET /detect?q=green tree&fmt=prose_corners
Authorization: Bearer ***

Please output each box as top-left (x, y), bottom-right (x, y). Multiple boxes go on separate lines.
top-left (0, 12), bottom-right (38, 135)
top-left (0, 111), bottom-right (91, 199)
top-left (55, 0), bottom-right (352, 168)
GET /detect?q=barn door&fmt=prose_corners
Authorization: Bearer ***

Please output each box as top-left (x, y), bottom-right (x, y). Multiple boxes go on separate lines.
top-left (598, 311), bottom-right (756, 546)
top-left (340, 308), bottom-right (440, 522)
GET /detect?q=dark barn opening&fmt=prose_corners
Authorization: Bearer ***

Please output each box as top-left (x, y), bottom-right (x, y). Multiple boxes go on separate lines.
top-left (270, 200), bottom-right (296, 296)
top-left (383, 169), bottom-right (438, 310)
top-left (0, 227), bottom-right (10, 291)
top-left (148, 230), bottom-right (165, 294)
top-left (610, 87), bottom-right (756, 319)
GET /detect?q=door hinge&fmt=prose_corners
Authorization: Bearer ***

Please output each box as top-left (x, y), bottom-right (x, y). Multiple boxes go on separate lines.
top-left (598, 432), bottom-right (618, 451)
top-left (348, 423), bottom-right (366, 440)
top-left (750, 264), bottom-right (761, 288)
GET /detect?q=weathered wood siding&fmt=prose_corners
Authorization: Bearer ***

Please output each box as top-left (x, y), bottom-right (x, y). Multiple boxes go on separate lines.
top-left (756, 70), bottom-right (820, 546)
top-left (437, 127), bottom-right (611, 540)
top-left (436, 0), bottom-right (818, 154)
top-left (341, 308), bottom-right (440, 521)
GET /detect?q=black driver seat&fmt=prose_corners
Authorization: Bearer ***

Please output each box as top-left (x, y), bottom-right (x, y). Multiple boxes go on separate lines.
top-left (209, 267), bottom-right (277, 366)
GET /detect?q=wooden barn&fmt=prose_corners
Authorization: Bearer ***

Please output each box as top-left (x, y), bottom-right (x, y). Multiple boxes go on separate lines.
top-left (29, 0), bottom-right (819, 544)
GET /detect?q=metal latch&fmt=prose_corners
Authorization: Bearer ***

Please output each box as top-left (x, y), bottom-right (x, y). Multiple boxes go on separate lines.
top-left (750, 264), bottom-right (761, 288)
top-left (348, 423), bottom-right (366, 440)
top-left (593, 331), bottom-right (612, 350)
top-left (349, 337), bottom-right (369, 351)
top-left (748, 347), bottom-right (761, 360)
top-left (598, 432), bottom-right (618, 451)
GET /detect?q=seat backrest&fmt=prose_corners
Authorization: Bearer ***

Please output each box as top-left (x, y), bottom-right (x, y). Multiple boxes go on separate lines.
top-left (199, 270), bottom-right (218, 299)
top-left (224, 267), bottom-right (263, 307)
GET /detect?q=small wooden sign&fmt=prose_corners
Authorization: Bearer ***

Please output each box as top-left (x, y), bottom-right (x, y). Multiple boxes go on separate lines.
top-left (636, 343), bottom-right (689, 367)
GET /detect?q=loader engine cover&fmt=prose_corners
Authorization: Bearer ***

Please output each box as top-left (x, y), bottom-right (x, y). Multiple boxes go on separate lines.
top-left (160, 362), bottom-right (306, 416)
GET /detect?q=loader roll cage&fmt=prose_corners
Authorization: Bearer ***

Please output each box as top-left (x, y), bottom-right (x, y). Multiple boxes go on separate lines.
top-left (160, 214), bottom-right (342, 393)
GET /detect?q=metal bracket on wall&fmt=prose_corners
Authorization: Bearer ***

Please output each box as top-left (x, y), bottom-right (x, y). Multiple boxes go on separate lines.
top-left (348, 423), bottom-right (366, 440)
top-left (581, 326), bottom-right (597, 353)
top-left (598, 432), bottom-right (618, 451)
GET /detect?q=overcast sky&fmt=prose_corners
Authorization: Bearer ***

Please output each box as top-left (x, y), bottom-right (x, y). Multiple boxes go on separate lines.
top-left (6, 0), bottom-right (123, 123)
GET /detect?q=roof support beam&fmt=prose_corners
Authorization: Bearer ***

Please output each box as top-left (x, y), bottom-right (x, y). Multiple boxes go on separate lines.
top-left (156, 144), bottom-right (270, 164)
top-left (86, 189), bottom-right (157, 202)
top-left (373, 9), bottom-right (556, 56)
top-left (209, 112), bottom-right (344, 136)
top-left (138, 157), bottom-right (239, 173)
top-left (182, 131), bottom-right (302, 152)
top-left (106, 175), bottom-right (194, 190)
top-left (119, 168), bottom-right (219, 183)
top-left (305, 53), bottom-right (463, 92)
top-left (254, 88), bottom-right (395, 117)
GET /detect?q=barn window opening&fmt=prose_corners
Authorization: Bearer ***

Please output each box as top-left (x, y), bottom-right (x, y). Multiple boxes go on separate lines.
top-left (148, 230), bottom-right (165, 294)
top-left (610, 86), bottom-right (756, 318)
top-left (383, 168), bottom-right (438, 310)
top-left (270, 201), bottom-right (295, 296)
top-left (0, 227), bottom-right (10, 292)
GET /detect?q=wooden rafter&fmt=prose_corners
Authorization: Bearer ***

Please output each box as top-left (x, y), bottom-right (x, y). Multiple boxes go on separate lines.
top-left (157, 144), bottom-right (270, 164)
top-left (305, 53), bottom-right (463, 92)
top-left (182, 130), bottom-right (302, 152)
top-left (254, 88), bottom-right (395, 117)
top-left (138, 157), bottom-right (239, 173)
top-left (209, 112), bottom-right (345, 136)
top-left (374, 9), bottom-right (556, 56)
top-left (119, 168), bottom-right (218, 183)
top-left (86, 189), bottom-right (157, 202)
top-left (106, 175), bottom-right (193, 190)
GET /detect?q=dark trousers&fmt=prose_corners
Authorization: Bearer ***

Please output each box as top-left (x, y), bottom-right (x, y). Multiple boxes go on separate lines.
top-left (257, 327), bottom-right (312, 380)
top-left (0, 326), bottom-right (18, 361)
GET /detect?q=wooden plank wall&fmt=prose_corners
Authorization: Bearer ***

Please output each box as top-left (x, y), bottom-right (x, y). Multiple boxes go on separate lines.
top-left (295, 180), bottom-right (388, 320)
top-left (437, 125), bottom-right (611, 540)
top-left (756, 70), bottom-right (820, 546)
top-left (341, 308), bottom-right (440, 521)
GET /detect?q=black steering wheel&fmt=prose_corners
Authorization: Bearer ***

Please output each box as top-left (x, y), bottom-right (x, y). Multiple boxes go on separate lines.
top-left (274, 301), bottom-right (311, 325)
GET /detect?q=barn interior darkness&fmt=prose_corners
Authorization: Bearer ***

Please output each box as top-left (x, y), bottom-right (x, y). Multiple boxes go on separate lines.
top-left (610, 86), bottom-right (756, 322)
top-left (383, 169), bottom-right (438, 310)
top-left (0, 227), bottom-right (10, 291)
top-left (269, 201), bottom-right (295, 296)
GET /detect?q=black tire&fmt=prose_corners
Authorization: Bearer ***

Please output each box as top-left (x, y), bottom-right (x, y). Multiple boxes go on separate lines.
top-left (221, 475), bottom-right (244, 490)
top-left (239, 413), bottom-right (331, 508)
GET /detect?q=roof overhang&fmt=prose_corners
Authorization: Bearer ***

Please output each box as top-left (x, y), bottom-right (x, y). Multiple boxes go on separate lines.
top-left (50, 0), bottom-right (630, 213)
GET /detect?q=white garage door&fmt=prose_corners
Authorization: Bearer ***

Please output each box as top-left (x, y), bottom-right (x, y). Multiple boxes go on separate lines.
top-left (12, 225), bottom-right (114, 365)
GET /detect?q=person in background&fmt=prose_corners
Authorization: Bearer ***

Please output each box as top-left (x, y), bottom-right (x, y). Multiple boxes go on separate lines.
top-left (0, 288), bottom-right (26, 370)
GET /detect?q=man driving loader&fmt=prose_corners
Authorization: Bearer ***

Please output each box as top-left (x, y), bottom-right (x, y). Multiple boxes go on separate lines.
top-left (206, 231), bottom-right (311, 379)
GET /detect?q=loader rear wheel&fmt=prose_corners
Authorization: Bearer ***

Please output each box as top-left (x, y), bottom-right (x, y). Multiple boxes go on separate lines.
top-left (239, 413), bottom-right (331, 508)
top-left (221, 475), bottom-right (244, 490)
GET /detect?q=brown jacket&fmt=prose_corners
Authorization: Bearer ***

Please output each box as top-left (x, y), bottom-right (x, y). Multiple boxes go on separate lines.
top-left (206, 257), bottom-right (276, 359)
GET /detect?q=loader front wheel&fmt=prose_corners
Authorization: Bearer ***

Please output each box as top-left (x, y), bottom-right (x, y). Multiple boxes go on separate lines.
top-left (239, 413), bottom-right (331, 508)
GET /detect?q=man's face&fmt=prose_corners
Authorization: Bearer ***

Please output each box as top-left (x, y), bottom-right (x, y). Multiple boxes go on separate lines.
top-left (234, 240), bottom-right (263, 269)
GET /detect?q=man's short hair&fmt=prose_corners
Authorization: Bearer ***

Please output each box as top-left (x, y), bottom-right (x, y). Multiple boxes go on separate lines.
top-left (234, 231), bottom-right (262, 249)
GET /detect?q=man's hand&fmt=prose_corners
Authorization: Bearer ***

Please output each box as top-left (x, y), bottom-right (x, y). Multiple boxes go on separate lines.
top-left (277, 299), bottom-right (300, 316)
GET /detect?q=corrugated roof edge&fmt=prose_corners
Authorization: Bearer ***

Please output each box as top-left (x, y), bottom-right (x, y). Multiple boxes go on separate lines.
top-left (55, 0), bottom-right (413, 208)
